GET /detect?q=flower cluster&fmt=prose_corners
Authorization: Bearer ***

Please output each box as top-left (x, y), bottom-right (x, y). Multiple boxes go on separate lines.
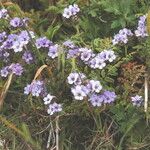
top-left (36, 37), bottom-right (117, 70)
top-left (65, 41), bottom-right (116, 70)
top-left (89, 91), bottom-right (116, 107)
top-left (1, 63), bottom-right (23, 77)
top-left (135, 15), bottom-right (148, 38)
top-left (63, 4), bottom-right (80, 19)
top-left (0, 30), bottom-right (34, 55)
top-left (24, 80), bottom-right (45, 97)
top-left (43, 94), bottom-right (62, 115)
top-left (131, 95), bottom-right (143, 107)
top-left (89, 49), bottom-right (116, 69)
top-left (10, 17), bottom-right (29, 28)
top-left (112, 28), bottom-right (133, 45)
top-left (35, 37), bottom-right (52, 49)
top-left (67, 72), bottom-right (116, 106)
top-left (1, 7), bottom-right (145, 117)
top-left (113, 15), bottom-right (148, 45)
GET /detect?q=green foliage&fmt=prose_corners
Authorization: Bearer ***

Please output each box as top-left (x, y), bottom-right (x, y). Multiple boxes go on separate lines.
top-left (100, 0), bottom-right (140, 29)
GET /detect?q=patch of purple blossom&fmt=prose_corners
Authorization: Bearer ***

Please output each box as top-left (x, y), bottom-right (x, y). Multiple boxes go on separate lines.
top-left (71, 85), bottom-right (88, 100)
top-left (19, 30), bottom-right (35, 45)
top-left (102, 90), bottom-right (117, 104)
top-left (35, 37), bottom-right (52, 49)
top-left (43, 94), bottom-right (62, 115)
top-left (131, 95), bottom-right (143, 107)
top-left (63, 4), bottom-right (80, 19)
top-left (22, 51), bottom-right (33, 64)
top-left (10, 17), bottom-right (28, 28)
top-left (0, 66), bottom-right (9, 77)
top-left (48, 44), bottom-right (59, 59)
top-left (89, 91), bottom-right (117, 107)
top-left (135, 15), bottom-right (148, 38)
top-left (24, 80), bottom-right (44, 97)
top-left (86, 80), bottom-right (102, 93)
top-left (112, 28), bottom-right (133, 45)
top-left (89, 94), bottom-right (103, 107)
top-left (98, 49), bottom-right (116, 62)
top-left (63, 40), bottom-right (76, 49)
top-left (79, 48), bottom-right (93, 62)
top-left (0, 30), bottom-right (34, 53)
top-left (67, 72), bottom-right (86, 85)
top-left (47, 102), bottom-right (62, 115)
top-left (89, 58), bottom-right (106, 69)
top-left (0, 63), bottom-right (23, 77)
top-left (67, 48), bottom-right (80, 58)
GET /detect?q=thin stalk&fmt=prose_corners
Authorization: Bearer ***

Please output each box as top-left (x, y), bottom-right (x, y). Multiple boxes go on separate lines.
top-left (47, 119), bottom-right (55, 149)
top-left (55, 116), bottom-right (60, 150)
top-left (125, 45), bottom-right (128, 57)
top-left (144, 73), bottom-right (148, 113)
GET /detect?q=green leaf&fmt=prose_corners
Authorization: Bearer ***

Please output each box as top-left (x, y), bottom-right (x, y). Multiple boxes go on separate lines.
top-left (104, 77), bottom-right (114, 83)
top-left (46, 25), bottom-right (61, 40)
top-left (111, 20), bottom-right (121, 29)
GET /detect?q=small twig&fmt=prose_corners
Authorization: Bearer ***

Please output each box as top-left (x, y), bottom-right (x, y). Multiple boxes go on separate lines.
top-left (144, 73), bottom-right (148, 113)
top-left (46, 120), bottom-right (55, 149)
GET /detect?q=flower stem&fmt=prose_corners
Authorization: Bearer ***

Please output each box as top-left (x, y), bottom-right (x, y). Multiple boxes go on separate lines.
top-left (125, 45), bottom-right (128, 57)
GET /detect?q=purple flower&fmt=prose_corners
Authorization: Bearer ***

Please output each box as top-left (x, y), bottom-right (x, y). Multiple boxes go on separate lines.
top-left (63, 8), bottom-right (72, 19)
top-left (43, 94), bottom-right (55, 105)
top-left (36, 37), bottom-right (52, 49)
top-left (48, 44), bottom-right (59, 59)
top-left (24, 80), bottom-right (44, 97)
top-left (71, 85), bottom-right (87, 100)
top-left (135, 15), bottom-right (148, 38)
top-left (10, 17), bottom-right (23, 27)
top-left (90, 58), bottom-right (106, 69)
top-left (67, 72), bottom-right (79, 84)
top-left (18, 30), bottom-right (34, 45)
top-left (63, 4), bottom-right (80, 19)
top-left (67, 72), bottom-right (86, 85)
top-left (63, 40), bottom-right (75, 48)
top-left (2, 34), bottom-right (18, 49)
top-left (98, 50), bottom-right (116, 62)
top-left (67, 48), bottom-right (79, 58)
top-left (102, 91), bottom-right (117, 104)
top-left (22, 51), bottom-right (33, 64)
top-left (89, 94), bottom-right (103, 107)
top-left (9, 63), bottom-right (23, 76)
top-left (79, 48), bottom-right (93, 62)
top-left (0, 8), bottom-right (9, 19)
top-left (2, 33), bottom-right (27, 53)
top-left (47, 102), bottom-right (62, 115)
top-left (12, 41), bottom-right (24, 52)
top-left (87, 80), bottom-right (102, 93)
top-left (112, 28), bottom-right (133, 45)
top-left (131, 95), bottom-right (143, 107)
top-left (0, 66), bottom-right (9, 77)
